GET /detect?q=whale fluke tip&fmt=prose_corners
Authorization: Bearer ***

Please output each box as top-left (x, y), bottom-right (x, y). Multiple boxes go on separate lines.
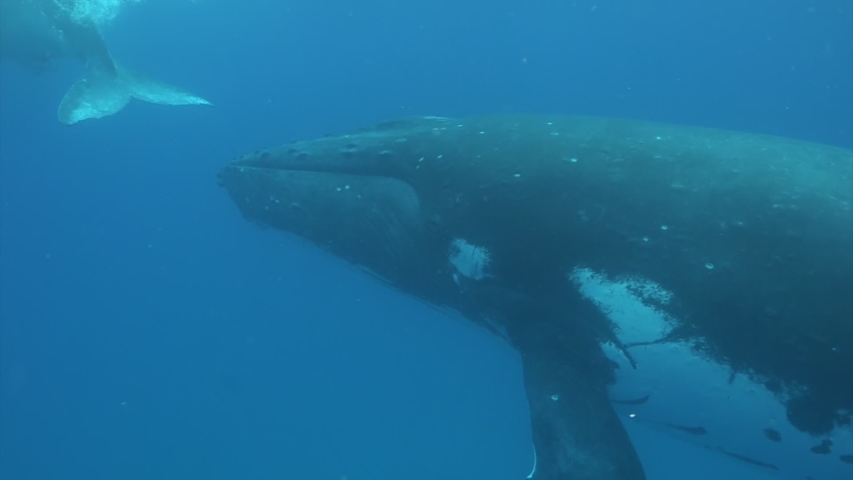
top-left (57, 63), bottom-right (211, 125)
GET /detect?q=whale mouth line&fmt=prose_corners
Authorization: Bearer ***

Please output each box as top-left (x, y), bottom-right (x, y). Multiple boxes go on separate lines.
top-left (227, 155), bottom-right (398, 184)
top-left (227, 163), bottom-right (391, 182)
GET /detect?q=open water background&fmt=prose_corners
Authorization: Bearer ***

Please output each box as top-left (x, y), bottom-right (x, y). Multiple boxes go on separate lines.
top-left (0, 1), bottom-right (851, 478)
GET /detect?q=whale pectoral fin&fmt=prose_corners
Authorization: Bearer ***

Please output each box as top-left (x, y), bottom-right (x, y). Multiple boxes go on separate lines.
top-left (57, 64), bottom-right (132, 125)
top-left (56, 63), bottom-right (211, 125)
top-left (118, 65), bottom-right (212, 108)
top-left (521, 354), bottom-right (646, 480)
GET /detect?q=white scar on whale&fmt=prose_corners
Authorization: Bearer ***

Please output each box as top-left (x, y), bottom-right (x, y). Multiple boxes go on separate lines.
top-left (0, 0), bottom-right (210, 124)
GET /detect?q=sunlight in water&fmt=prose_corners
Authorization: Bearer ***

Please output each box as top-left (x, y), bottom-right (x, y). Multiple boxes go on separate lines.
top-left (53, 0), bottom-right (143, 25)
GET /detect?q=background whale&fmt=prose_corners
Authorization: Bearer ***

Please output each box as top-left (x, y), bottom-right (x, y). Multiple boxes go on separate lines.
top-left (0, 0), bottom-right (210, 124)
top-left (217, 114), bottom-right (853, 479)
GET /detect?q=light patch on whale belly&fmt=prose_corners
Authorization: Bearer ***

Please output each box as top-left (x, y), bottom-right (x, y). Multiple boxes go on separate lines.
top-left (570, 267), bottom-right (853, 480)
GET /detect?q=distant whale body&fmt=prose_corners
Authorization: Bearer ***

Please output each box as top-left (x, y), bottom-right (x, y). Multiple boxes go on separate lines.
top-left (0, 0), bottom-right (210, 124)
top-left (218, 114), bottom-right (853, 479)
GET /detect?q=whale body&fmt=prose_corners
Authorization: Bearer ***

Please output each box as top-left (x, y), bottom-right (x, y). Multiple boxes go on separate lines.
top-left (218, 114), bottom-right (853, 479)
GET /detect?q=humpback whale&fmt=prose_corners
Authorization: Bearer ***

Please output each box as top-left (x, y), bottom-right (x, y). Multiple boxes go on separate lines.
top-left (0, 0), bottom-right (210, 124)
top-left (217, 115), bottom-right (853, 479)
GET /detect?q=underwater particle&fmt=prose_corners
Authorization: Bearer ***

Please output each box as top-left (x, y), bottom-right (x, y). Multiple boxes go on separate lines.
top-left (345, 185), bottom-right (350, 190)
top-left (336, 187), bottom-right (342, 192)
top-left (418, 157), bottom-right (424, 162)
top-left (550, 394), bottom-right (559, 401)
top-left (570, 157), bottom-right (578, 163)
top-left (810, 440), bottom-right (832, 455)
top-left (547, 122), bottom-right (553, 125)
top-left (655, 136), bottom-right (662, 140)
top-left (642, 236), bottom-right (649, 242)
top-left (479, 131), bottom-right (485, 135)
top-left (763, 428), bottom-right (782, 442)
top-left (550, 132), bottom-right (560, 136)
top-left (705, 263), bottom-right (714, 270)
top-left (514, 173), bottom-right (522, 178)
top-left (437, 154), bottom-right (443, 159)
top-left (661, 225), bottom-right (669, 231)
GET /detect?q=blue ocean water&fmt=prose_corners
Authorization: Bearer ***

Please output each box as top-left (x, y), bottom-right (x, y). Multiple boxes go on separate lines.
top-left (0, 1), bottom-right (850, 479)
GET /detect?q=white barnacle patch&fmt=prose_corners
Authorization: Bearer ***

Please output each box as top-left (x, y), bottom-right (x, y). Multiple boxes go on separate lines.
top-left (448, 238), bottom-right (491, 281)
top-left (569, 267), bottom-right (853, 479)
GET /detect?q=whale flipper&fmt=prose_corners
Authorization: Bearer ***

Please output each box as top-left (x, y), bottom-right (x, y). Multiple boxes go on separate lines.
top-left (509, 297), bottom-right (645, 480)
top-left (523, 356), bottom-right (645, 479)
top-left (57, 62), bottom-right (211, 125)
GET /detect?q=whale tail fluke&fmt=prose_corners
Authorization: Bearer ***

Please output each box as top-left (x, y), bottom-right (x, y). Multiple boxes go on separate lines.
top-left (57, 62), bottom-right (211, 125)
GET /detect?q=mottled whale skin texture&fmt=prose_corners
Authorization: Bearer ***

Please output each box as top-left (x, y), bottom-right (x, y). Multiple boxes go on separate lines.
top-left (218, 115), bottom-right (853, 480)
